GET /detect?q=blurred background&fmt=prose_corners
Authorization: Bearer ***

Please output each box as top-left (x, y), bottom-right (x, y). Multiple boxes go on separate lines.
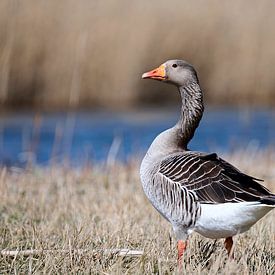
top-left (0, 0), bottom-right (274, 166)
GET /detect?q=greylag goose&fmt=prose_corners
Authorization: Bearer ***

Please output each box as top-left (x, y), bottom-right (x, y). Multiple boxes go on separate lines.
top-left (140, 60), bottom-right (275, 266)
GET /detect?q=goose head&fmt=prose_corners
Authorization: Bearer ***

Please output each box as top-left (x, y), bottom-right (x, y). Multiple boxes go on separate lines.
top-left (142, 60), bottom-right (198, 87)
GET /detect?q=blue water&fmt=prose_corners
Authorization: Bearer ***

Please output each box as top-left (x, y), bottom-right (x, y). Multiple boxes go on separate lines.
top-left (0, 108), bottom-right (274, 166)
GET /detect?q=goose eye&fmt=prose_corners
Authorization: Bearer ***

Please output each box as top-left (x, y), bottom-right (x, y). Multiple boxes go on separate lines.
top-left (172, 64), bottom-right (178, 68)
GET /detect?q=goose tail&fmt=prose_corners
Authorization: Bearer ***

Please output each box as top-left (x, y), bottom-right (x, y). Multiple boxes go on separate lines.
top-left (260, 195), bottom-right (275, 206)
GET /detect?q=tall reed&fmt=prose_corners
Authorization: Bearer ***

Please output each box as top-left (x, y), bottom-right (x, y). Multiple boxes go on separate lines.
top-left (0, 0), bottom-right (275, 110)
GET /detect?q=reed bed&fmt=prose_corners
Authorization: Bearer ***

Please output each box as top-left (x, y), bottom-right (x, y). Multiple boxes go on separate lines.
top-left (0, 150), bottom-right (274, 273)
top-left (0, 0), bottom-right (275, 110)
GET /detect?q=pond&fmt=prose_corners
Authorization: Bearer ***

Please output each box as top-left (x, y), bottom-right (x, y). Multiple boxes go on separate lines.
top-left (0, 108), bottom-right (274, 166)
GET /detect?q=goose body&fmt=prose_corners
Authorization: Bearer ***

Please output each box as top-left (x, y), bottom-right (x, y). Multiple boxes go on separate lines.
top-left (140, 60), bottom-right (275, 263)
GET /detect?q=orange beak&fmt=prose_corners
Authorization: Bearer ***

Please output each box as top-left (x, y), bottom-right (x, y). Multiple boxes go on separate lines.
top-left (142, 64), bottom-right (167, 80)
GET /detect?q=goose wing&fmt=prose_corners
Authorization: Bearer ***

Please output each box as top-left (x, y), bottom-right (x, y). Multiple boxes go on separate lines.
top-left (158, 152), bottom-right (272, 204)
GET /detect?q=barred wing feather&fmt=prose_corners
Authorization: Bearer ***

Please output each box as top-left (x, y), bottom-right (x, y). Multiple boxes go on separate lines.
top-left (158, 152), bottom-right (271, 204)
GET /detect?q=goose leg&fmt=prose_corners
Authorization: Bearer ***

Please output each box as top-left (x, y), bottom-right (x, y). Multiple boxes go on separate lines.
top-left (224, 237), bottom-right (234, 259)
top-left (177, 240), bottom-right (187, 269)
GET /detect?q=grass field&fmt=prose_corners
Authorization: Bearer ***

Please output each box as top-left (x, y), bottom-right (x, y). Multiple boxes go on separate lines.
top-left (0, 149), bottom-right (274, 274)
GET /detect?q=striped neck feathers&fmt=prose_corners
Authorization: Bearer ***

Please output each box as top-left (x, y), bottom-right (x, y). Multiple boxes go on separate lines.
top-left (176, 83), bottom-right (204, 148)
top-left (143, 83), bottom-right (204, 164)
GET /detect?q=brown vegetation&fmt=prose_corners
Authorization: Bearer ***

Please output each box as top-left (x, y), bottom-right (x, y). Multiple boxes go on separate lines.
top-left (0, 150), bottom-right (274, 273)
top-left (0, 1), bottom-right (275, 110)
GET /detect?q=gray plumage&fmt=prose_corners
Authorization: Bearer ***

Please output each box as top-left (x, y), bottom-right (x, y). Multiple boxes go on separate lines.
top-left (140, 59), bottom-right (275, 242)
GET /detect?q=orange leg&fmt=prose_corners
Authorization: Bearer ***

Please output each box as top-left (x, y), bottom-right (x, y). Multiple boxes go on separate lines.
top-left (177, 240), bottom-right (188, 270)
top-left (224, 237), bottom-right (234, 259)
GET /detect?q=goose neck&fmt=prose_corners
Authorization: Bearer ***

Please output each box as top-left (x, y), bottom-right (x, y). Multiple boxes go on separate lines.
top-left (175, 83), bottom-right (204, 148)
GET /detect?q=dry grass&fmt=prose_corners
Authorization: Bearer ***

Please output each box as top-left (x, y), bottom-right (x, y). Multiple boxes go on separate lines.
top-left (0, 1), bottom-right (275, 110)
top-left (0, 150), bottom-right (274, 274)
